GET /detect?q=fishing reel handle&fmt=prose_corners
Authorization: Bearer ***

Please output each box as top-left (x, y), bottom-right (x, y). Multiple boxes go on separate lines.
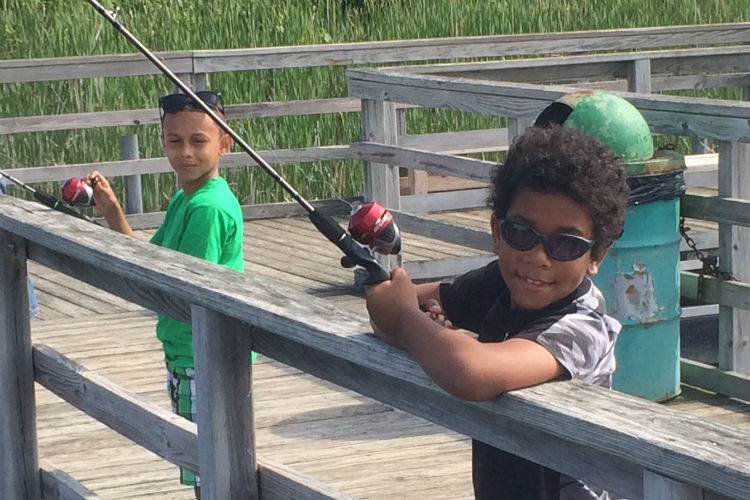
top-left (308, 209), bottom-right (390, 285)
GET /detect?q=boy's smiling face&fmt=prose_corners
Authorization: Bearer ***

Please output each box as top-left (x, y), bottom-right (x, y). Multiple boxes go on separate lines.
top-left (161, 110), bottom-right (232, 194)
top-left (491, 189), bottom-right (606, 310)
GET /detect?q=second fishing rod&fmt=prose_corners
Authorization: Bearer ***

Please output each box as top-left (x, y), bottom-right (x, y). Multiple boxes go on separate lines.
top-left (85, 0), bottom-right (399, 286)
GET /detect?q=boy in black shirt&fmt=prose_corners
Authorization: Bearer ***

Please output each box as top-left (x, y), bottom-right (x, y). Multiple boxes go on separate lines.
top-left (366, 125), bottom-right (629, 500)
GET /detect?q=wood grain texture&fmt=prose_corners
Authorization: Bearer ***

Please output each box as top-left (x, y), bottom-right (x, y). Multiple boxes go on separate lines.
top-left (41, 462), bottom-right (103, 500)
top-left (643, 470), bottom-right (704, 500)
top-left (351, 143), bottom-right (494, 182)
top-left (0, 230), bottom-right (41, 500)
top-left (718, 141), bottom-right (750, 374)
top-left (347, 69), bottom-right (750, 142)
top-left (192, 306), bottom-right (258, 500)
top-left (2, 197), bottom-right (750, 498)
top-left (682, 359), bottom-right (750, 402)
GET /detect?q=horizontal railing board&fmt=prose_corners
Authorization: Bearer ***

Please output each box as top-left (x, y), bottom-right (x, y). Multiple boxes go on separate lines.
top-left (3, 196), bottom-right (750, 499)
top-left (348, 69), bottom-right (750, 142)
top-left (403, 254), bottom-right (497, 281)
top-left (681, 359), bottom-right (750, 402)
top-left (0, 98), bottom-right (418, 135)
top-left (140, 24), bottom-right (750, 74)
top-left (682, 194), bottom-right (750, 228)
top-left (40, 462), bottom-right (102, 500)
top-left (681, 272), bottom-right (750, 311)
top-left (33, 345), bottom-right (358, 500)
top-left (7, 128), bottom-right (510, 184)
top-left (392, 45), bottom-right (750, 78)
top-left (391, 210), bottom-right (493, 252)
top-left (351, 142), bottom-right (495, 182)
top-left (101, 197), bottom-right (360, 231)
top-left (3, 23), bottom-right (750, 84)
top-left (0, 52), bottom-right (194, 84)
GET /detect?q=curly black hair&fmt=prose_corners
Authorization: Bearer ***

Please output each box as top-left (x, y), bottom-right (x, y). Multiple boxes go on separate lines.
top-left (489, 125), bottom-right (629, 259)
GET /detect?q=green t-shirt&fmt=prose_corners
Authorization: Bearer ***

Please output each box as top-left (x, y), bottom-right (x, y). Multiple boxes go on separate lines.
top-left (150, 176), bottom-right (244, 367)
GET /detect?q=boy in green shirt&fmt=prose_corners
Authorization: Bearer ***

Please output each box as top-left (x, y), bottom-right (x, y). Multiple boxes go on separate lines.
top-left (88, 90), bottom-right (244, 499)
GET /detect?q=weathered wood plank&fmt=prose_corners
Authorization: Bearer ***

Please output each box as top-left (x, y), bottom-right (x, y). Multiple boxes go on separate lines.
top-left (682, 359), bottom-right (750, 402)
top-left (99, 197), bottom-right (360, 231)
top-left (0, 98), bottom-right (417, 135)
top-left (34, 342), bottom-right (356, 500)
top-left (401, 188), bottom-right (489, 213)
top-left (361, 98), bottom-right (400, 270)
top-left (191, 23), bottom-right (750, 73)
top-left (681, 194), bottom-right (750, 228)
top-left (191, 306), bottom-right (258, 500)
top-left (628, 59), bottom-right (652, 94)
top-left (347, 69), bottom-right (750, 143)
top-left (33, 344), bottom-right (199, 473)
top-left (0, 230), bottom-right (41, 500)
top-left (40, 462), bottom-right (102, 500)
top-left (5, 199), bottom-right (750, 498)
top-left (393, 45), bottom-right (750, 78)
top-left (0, 52), bottom-right (193, 83)
top-left (390, 211), bottom-right (492, 252)
top-left (643, 470), bottom-right (704, 500)
top-left (8, 128), bottom-right (510, 185)
top-left (8, 146), bottom-right (352, 184)
top-left (717, 140), bottom-right (750, 374)
top-left (351, 143), bottom-right (494, 183)
top-left (507, 116), bottom-right (534, 143)
top-left (399, 127), bottom-right (509, 155)
top-left (680, 271), bottom-right (750, 311)
top-left (404, 254), bottom-right (497, 281)
top-left (121, 135), bottom-right (143, 215)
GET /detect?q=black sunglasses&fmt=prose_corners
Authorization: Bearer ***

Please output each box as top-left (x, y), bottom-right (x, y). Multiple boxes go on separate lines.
top-left (499, 219), bottom-right (594, 262)
top-left (159, 91), bottom-right (225, 120)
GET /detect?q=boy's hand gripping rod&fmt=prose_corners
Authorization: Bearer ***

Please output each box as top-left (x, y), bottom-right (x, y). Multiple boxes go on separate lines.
top-left (84, 0), bottom-right (390, 285)
top-left (0, 169), bottom-right (94, 222)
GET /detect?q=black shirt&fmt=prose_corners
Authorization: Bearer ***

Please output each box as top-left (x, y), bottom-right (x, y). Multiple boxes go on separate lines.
top-left (440, 261), bottom-right (619, 500)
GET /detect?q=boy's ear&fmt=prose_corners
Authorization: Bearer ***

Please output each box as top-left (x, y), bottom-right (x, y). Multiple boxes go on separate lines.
top-left (219, 132), bottom-right (233, 156)
top-left (587, 245), bottom-right (610, 276)
top-left (490, 213), bottom-right (502, 257)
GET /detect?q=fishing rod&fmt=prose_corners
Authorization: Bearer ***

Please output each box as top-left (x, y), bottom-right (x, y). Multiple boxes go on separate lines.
top-left (84, 0), bottom-right (396, 285)
top-left (0, 169), bottom-right (94, 222)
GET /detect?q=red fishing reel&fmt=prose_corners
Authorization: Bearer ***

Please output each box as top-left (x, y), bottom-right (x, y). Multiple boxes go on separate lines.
top-left (348, 202), bottom-right (402, 256)
top-left (62, 177), bottom-right (97, 206)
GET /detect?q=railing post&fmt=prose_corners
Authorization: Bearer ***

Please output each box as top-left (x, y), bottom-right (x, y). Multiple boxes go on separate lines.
top-left (400, 108), bottom-right (428, 197)
top-left (627, 59), bottom-right (652, 94)
top-left (717, 140), bottom-right (750, 374)
top-left (507, 116), bottom-right (534, 143)
top-left (643, 470), bottom-right (704, 500)
top-left (0, 230), bottom-right (41, 500)
top-left (361, 98), bottom-right (401, 270)
top-left (121, 134), bottom-right (143, 215)
top-left (191, 305), bottom-right (258, 500)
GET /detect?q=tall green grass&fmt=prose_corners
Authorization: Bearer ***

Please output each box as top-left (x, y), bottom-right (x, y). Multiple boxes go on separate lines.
top-left (2, 0), bottom-right (750, 210)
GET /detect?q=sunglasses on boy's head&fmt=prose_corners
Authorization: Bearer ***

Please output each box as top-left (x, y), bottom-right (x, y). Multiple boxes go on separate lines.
top-left (158, 91), bottom-right (225, 121)
top-left (499, 219), bottom-right (594, 262)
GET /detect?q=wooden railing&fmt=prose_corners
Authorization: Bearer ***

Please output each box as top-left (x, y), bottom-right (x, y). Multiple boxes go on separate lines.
top-left (346, 62), bottom-right (750, 387)
top-left (2, 194), bottom-right (750, 500)
top-left (3, 22), bottom-right (750, 210)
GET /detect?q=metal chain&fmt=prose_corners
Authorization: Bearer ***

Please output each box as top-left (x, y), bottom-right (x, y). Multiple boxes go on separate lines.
top-left (679, 217), bottom-right (738, 281)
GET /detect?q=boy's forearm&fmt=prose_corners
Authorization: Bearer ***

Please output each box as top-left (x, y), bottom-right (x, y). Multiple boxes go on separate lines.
top-left (103, 206), bottom-right (134, 237)
top-left (395, 308), bottom-right (489, 400)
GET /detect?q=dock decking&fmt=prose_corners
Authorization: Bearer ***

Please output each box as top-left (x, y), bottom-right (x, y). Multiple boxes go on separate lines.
top-left (29, 209), bottom-right (750, 500)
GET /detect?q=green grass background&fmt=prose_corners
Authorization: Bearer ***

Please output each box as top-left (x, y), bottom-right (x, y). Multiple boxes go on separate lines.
top-left (2, 0), bottom-right (749, 210)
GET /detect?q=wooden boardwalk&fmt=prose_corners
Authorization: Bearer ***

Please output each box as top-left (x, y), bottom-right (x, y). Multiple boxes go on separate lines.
top-left (29, 209), bottom-right (750, 500)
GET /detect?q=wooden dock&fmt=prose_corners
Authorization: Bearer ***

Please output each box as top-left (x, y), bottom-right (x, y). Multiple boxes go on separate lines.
top-left (28, 212), bottom-right (750, 500)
